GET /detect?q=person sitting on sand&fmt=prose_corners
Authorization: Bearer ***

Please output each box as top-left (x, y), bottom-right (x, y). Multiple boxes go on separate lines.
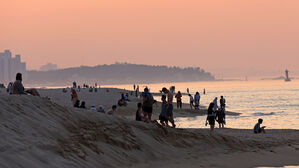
top-left (98, 105), bottom-right (105, 113)
top-left (175, 91), bottom-right (182, 109)
top-left (141, 88), bottom-right (154, 122)
top-left (254, 118), bottom-right (266, 134)
top-left (7, 82), bottom-right (13, 94)
top-left (71, 89), bottom-right (78, 106)
top-left (194, 92), bottom-right (200, 109)
top-left (90, 104), bottom-right (97, 112)
top-left (74, 100), bottom-right (80, 108)
top-left (215, 108), bottom-right (225, 128)
top-left (162, 87), bottom-right (176, 128)
top-left (206, 102), bottom-right (215, 131)
top-left (159, 95), bottom-right (169, 126)
top-left (79, 101), bottom-right (86, 108)
top-left (189, 94), bottom-right (194, 109)
top-left (12, 73), bottom-right (40, 96)
top-left (125, 93), bottom-right (130, 101)
top-left (136, 103), bottom-right (145, 121)
top-left (106, 105), bottom-right (117, 115)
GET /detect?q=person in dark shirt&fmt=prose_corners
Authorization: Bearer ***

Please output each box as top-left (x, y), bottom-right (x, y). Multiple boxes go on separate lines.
top-left (206, 102), bottom-right (215, 131)
top-left (254, 118), bottom-right (266, 134)
top-left (215, 108), bottom-right (225, 128)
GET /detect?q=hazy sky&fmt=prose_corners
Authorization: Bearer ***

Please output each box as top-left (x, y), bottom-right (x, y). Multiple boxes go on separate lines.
top-left (1, 0), bottom-right (299, 78)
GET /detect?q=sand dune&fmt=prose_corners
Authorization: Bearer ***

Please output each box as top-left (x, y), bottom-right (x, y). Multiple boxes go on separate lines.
top-left (0, 93), bottom-right (299, 168)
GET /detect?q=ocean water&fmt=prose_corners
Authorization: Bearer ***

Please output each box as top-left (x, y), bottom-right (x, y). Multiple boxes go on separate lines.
top-left (104, 80), bottom-right (299, 129)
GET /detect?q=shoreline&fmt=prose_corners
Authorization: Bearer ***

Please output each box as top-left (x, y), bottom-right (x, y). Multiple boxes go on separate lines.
top-left (0, 91), bottom-right (298, 168)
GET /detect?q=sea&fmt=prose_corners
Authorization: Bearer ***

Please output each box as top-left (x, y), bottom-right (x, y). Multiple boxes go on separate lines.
top-left (104, 80), bottom-right (299, 130)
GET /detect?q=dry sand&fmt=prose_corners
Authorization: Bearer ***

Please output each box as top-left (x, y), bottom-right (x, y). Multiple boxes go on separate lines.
top-left (0, 88), bottom-right (298, 168)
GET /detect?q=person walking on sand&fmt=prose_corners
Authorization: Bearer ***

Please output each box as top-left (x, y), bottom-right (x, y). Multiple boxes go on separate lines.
top-left (206, 102), bottom-right (215, 131)
top-left (175, 91), bottom-right (182, 109)
top-left (141, 88), bottom-right (154, 122)
top-left (213, 97), bottom-right (218, 111)
top-left (162, 87), bottom-right (176, 128)
top-left (188, 94), bottom-right (195, 109)
top-left (194, 92), bottom-right (200, 109)
top-left (253, 118), bottom-right (266, 134)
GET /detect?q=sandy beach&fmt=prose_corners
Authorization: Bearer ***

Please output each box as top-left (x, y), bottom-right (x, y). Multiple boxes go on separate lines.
top-left (0, 88), bottom-right (298, 168)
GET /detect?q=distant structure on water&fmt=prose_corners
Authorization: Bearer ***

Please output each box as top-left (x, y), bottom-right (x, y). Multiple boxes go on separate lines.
top-left (0, 50), bottom-right (27, 84)
top-left (285, 69), bottom-right (291, 82)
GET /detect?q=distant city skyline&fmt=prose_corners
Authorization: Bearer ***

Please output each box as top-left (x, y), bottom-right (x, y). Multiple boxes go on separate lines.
top-left (1, 1), bottom-right (299, 79)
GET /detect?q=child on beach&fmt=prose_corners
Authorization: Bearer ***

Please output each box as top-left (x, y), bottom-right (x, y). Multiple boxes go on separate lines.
top-left (159, 95), bottom-right (169, 126)
top-left (189, 94), bottom-right (195, 109)
top-left (254, 118), bottom-right (266, 134)
top-left (98, 105), bottom-right (105, 113)
top-left (136, 103), bottom-right (145, 121)
top-left (90, 104), bottom-right (97, 112)
top-left (107, 105), bottom-right (117, 115)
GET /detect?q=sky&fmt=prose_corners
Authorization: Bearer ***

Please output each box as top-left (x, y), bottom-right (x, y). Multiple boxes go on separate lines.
top-left (1, 0), bottom-right (299, 79)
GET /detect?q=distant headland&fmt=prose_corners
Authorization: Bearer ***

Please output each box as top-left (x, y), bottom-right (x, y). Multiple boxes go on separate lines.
top-left (26, 63), bottom-right (215, 86)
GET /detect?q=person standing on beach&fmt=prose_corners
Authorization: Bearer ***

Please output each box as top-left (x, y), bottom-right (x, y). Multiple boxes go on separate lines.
top-left (159, 95), bottom-right (169, 126)
top-left (215, 108), bottom-right (225, 128)
top-left (71, 89), bottom-right (78, 106)
top-left (206, 102), bottom-right (215, 131)
top-left (187, 88), bottom-right (190, 94)
top-left (162, 87), bottom-right (176, 128)
top-left (194, 92), bottom-right (200, 109)
top-left (220, 96), bottom-right (226, 112)
top-left (141, 88), bottom-right (154, 122)
top-left (133, 84), bottom-right (136, 91)
top-left (189, 94), bottom-right (195, 109)
top-left (175, 91), bottom-right (182, 109)
top-left (213, 97), bottom-right (218, 111)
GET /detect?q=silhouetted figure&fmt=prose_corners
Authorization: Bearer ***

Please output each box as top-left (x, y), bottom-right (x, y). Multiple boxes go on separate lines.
top-left (220, 96), bottom-right (226, 112)
top-left (206, 102), bottom-right (215, 131)
top-left (213, 97), bottom-right (218, 111)
top-left (254, 118), bottom-right (266, 134)
top-left (141, 88), bottom-right (154, 122)
top-left (12, 73), bottom-right (25, 95)
top-left (159, 95), bottom-right (169, 126)
top-left (194, 92), bottom-right (200, 109)
top-left (216, 109), bottom-right (225, 128)
top-left (189, 94), bottom-right (195, 109)
top-left (162, 87), bottom-right (176, 128)
top-left (175, 91), bottom-right (182, 109)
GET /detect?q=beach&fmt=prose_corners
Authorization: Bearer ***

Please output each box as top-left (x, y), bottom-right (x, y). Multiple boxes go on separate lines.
top-left (0, 87), bottom-right (298, 168)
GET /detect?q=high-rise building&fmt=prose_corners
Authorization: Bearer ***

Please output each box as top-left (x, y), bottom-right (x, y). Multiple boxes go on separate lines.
top-left (0, 50), bottom-right (27, 84)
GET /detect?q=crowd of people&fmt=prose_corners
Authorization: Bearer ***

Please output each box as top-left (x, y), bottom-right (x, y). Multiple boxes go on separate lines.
top-left (3, 74), bottom-right (266, 133)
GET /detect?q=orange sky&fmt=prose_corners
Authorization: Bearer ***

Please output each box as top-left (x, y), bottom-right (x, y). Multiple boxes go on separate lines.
top-left (1, 0), bottom-right (299, 78)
